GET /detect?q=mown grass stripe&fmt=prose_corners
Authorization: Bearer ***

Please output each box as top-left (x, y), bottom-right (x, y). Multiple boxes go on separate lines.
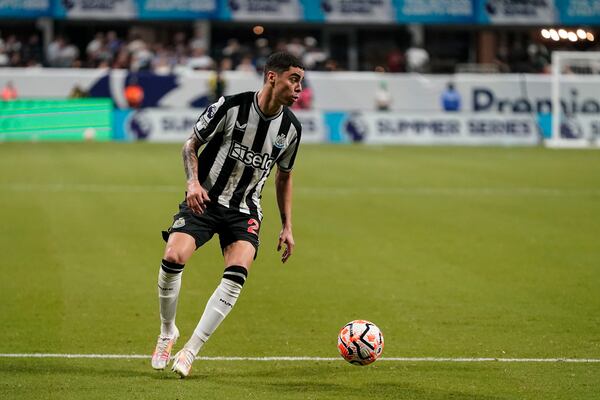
top-left (1, 354), bottom-right (599, 363)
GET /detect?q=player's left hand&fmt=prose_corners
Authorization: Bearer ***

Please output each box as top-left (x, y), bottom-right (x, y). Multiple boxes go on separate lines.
top-left (277, 227), bottom-right (295, 263)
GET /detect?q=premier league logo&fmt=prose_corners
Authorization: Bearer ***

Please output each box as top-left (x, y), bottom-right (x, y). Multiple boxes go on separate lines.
top-left (129, 111), bottom-right (153, 140)
top-left (206, 104), bottom-right (217, 119)
top-left (344, 112), bottom-right (368, 142)
top-left (560, 119), bottom-right (583, 139)
top-left (321, 1), bottom-right (333, 13)
top-left (197, 104), bottom-right (218, 130)
top-left (62, 0), bottom-right (75, 10)
top-left (485, 0), bottom-right (498, 15)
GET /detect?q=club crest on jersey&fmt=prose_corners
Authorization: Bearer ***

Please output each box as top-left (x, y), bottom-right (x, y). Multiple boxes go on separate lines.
top-left (273, 133), bottom-right (287, 149)
top-left (172, 217), bottom-right (185, 229)
top-left (228, 141), bottom-right (274, 171)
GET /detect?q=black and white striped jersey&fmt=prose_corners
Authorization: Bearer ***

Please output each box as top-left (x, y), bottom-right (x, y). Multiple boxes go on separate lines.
top-left (193, 91), bottom-right (301, 219)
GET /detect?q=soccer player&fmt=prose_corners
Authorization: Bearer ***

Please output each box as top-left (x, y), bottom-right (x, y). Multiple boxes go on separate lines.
top-left (151, 52), bottom-right (304, 378)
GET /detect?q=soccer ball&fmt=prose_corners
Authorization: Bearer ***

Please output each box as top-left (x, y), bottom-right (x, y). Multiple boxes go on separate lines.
top-left (337, 320), bottom-right (384, 366)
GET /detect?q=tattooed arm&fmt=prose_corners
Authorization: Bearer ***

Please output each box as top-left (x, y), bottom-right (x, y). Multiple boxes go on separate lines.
top-left (182, 134), bottom-right (211, 214)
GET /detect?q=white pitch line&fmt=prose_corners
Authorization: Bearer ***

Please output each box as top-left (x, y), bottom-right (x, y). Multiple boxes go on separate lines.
top-left (0, 354), bottom-right (599, 363)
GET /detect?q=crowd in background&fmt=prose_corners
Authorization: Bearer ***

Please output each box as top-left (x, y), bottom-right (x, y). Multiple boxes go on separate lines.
top-left (0, 33), bottom-right (44, 68)
top-left (0, 28), bottom-right (570, 74)
top-left (0, 30), bottom-right (333, 73)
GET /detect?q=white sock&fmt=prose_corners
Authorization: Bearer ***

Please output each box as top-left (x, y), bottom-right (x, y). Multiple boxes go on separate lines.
top-left (158, 259), bottom-right (184, 337)
top-left (185, 266), bottom-right (247, 355)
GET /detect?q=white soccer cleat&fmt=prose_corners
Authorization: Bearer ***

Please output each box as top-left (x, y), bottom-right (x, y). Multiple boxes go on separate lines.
top-left (171, 347), bottom-right (195, 378)
top-left (151, 328), bottom-right (179, 370)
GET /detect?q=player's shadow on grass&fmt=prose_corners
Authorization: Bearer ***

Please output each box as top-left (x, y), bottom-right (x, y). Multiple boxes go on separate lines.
top-left (263, 382), bottom-right (506, 400)
top-left (0, 360), bottom-right (162, 380)
top-left (1, 362), bottom-right (509, 399)
top-left (187, 363), bottom-right (508, 400)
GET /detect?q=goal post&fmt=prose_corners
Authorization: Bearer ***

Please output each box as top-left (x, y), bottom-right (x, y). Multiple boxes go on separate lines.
top-left (548, 51), bottom-right (600, 149)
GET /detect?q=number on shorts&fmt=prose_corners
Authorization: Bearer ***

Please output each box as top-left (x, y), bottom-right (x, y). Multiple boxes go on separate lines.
top-left (247, 218), bottom-right (259, 236)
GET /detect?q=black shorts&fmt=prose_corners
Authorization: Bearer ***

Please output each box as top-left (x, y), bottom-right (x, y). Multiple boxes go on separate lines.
top-left (162, 201), bottom-right (261, 256)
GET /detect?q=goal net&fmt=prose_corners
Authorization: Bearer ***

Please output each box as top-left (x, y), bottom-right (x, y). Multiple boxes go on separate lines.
top-left (549, 51), bottom-right (600, 148)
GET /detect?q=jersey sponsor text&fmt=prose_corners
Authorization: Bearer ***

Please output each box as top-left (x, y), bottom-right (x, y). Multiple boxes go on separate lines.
top-left (228, 141), bottom-right (274, 171)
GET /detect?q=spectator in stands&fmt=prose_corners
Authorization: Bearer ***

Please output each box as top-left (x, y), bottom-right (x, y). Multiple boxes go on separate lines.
top-left (152, 45), bottom-right (174, 75)
top-left (126, 32), bottom-right (152, 71)
top-left (187, 47), bottom-right (214, 71)
top-left (0, 36), bottom-right (7, 67)
top-left (222, 38), bottom-right (242, 67)
top-left (374, 80), bottom-right (392, 111)
top-left (286, 37), bottom-right (306, 60)
top-left (131, 47), bottom-right (154, 71)
top-left (286, 37), bottom-right (305, 59)
top-left (406, 43), bottom-right (429, 73)
top-left (254, 38), bottom-right (271, 72)
top-left (4, 35), bottom-right (22, 62)
top-left (86, 32), bottom-right (105, 65)
top-left (127, 33), bottom-right (146, 54)
top-left (235, 54), bottom-right (255, 72)
top-left (49, 36), bottom-right (62, 66)
top-left (86, 32), bottom-right (113, 68)
top-left (302, 36), bottom-right (327, 70)
top-left (106, 31), bottom-right (123, 59)
top-left (1, 81), bottom-right (18, 101)
top-left (189, 30), bottom-right (207, 55)
top-left (171, 31), bottom-right (189, 66)
top-left (21, 34), bottom-right (43, 67)
top-left (47, 36), bottom-right (80, 68)
top-left (112, 47), bottom-right (130, 69)
top-left (0, 53), bottom-right (8, 67)
top-left (528, 43), bottom-right (550, 73)
top-left (172, 31), bottom-right (186, 46)
top-left (219, 57), bottom-right (233, 71)
top-left (273, 38), bottom-right (288, 53)
top-left (59, 38), bottom-right (80, 67)
top-left (441, 82), bottom-right (461, 112)
top-left (386, 47), bottom-right (405, 73)
top-left (9, 51), bottom-right (22, 67)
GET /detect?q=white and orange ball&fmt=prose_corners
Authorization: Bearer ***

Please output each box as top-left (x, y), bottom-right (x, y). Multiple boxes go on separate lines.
top-left (337, 320), bottom-right (384, 366)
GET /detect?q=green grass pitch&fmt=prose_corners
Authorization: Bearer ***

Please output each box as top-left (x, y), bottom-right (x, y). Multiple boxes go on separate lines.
top-left (0, 143), bottom-right (599, 399)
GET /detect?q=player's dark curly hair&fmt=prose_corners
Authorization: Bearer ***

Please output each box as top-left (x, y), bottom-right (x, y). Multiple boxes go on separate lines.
top-left (263, 52), bottom-right (304, 82)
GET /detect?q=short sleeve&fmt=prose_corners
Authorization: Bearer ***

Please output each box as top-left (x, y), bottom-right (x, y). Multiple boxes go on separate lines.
top-left (277, 125), bottom-right (301, 172)
top-left (194, 96), bottom-right (228, 144)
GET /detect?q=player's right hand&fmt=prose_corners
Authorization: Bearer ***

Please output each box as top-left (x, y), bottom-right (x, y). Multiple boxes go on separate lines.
top-left (186, 180), bottom-right (210, 214)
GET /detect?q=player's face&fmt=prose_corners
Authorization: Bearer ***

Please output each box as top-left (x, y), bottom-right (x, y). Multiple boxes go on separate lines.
top-left (273, 67), bottom-right (304, 107)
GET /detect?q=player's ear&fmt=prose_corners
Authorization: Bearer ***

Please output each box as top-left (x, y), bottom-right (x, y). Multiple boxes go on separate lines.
top-left (268, 71), bottom-right (276, 87)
